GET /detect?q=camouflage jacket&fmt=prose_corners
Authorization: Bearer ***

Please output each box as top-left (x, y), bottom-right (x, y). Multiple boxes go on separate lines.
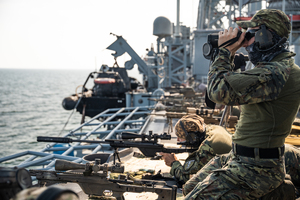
top-left (170, 125), bottom-right (232, 184)
top-left (208, 48), bottom-right (300, 148)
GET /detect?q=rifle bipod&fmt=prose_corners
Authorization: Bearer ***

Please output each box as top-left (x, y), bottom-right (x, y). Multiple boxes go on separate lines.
top-left (112, 147), bottom-right (122, 165)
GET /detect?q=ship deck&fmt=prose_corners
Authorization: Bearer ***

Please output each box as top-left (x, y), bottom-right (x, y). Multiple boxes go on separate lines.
top-left (1, 106), bottom-right (300, 200)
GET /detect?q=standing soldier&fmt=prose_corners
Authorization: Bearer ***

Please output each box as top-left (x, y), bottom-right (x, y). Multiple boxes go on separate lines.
top-left (183, 9), bottom-right (300, 199)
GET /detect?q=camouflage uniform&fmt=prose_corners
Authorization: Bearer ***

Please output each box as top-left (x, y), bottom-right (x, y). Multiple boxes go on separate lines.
top-left (284, 144), bottom-right (300, 187)
top-left (175, 142), bottom-right (300, 198)
top-left (170, 115), bottom-right (232, 184)
top-left (183, 9), bottom-right (300, 199)
top-left (183, 151), bottom-right (285, 199)
top-left (172, 115), bottom-right (300, 190)
top-left (170, 140), bottom-right (215, 184)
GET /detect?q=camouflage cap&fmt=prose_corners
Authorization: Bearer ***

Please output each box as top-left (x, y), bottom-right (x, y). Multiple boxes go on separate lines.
top-left (175, 114), bottom-right (205, 140)
top-left (236, 9), bottom-right (291, 38)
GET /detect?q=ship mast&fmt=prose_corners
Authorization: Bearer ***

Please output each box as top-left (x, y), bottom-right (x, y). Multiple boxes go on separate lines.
top-left (174, 0), bottom-right (182, 44)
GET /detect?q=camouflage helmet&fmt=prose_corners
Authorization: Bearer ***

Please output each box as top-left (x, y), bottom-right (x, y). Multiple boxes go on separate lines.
top-left (175, 114), bottom-right (205, 140)
top-left (236, 9), bottom-right (291, 38)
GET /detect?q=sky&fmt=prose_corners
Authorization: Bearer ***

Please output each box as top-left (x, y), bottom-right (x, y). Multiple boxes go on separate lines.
top-left (0, 0), bottom-right (199, 71)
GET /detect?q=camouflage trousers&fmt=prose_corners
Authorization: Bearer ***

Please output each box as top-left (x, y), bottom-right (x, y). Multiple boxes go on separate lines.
top-left (285, 144), bottom-right (300, 186)
top-left (183, 151), bottom-right (285, 200)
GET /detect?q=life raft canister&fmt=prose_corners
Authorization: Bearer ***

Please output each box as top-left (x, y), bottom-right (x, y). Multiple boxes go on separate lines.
top-left (94, 78), bottom-right (116, 84)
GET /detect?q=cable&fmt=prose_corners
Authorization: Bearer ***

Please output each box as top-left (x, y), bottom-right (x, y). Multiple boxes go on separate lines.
top-left (257, 37), bottom-right (287, 52)
top-left (58, 95), bottom-right (83, 136)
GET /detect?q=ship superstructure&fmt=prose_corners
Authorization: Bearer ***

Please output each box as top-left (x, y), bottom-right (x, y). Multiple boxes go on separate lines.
top-left (1, 1), bottom-right (300, 200)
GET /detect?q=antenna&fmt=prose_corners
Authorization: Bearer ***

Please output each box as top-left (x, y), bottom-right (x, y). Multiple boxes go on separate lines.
top-left (95, 56), bottom-right (97, 71)
top-left (174, 0), bottom-right (182, 44)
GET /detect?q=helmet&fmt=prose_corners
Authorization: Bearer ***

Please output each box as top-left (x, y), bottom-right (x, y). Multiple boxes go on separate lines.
top-left (175, 114), bottom-right (205, 140)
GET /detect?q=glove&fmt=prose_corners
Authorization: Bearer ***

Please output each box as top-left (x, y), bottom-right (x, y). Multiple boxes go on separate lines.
top-left (233, 53), bottom-right (246, 71)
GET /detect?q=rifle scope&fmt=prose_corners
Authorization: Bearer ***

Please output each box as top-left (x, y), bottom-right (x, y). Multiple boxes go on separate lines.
top-left (121, 132), bottom-right (171, 141)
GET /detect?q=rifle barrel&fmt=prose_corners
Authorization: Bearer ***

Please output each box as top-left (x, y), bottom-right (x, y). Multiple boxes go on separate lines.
top-left (37, 136), bottom-right (106, 144)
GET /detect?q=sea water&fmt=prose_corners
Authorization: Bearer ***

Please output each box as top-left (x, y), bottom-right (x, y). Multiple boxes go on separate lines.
top-left (0, 68), bottom-right (94, 166)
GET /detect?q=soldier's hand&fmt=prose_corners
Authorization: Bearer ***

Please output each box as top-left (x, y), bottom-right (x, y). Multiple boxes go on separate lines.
top-left (218, 27), bottom-right (246, 54)
top-left (160, 152), bottom-right (178, 167)
top-left (233, 53), bottom-right (246, 71)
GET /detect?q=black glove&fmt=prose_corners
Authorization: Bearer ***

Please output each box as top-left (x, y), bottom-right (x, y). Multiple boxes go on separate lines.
top-left (233, 53), bottom-right (246, 71)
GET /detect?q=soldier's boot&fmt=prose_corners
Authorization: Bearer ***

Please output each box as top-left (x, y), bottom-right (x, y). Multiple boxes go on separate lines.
top-left (261, 175), bottom-right (295, 200)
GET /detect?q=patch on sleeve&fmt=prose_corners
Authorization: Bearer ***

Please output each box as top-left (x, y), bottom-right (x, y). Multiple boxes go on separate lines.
top-left (184, 160), bottom-right (195, 171)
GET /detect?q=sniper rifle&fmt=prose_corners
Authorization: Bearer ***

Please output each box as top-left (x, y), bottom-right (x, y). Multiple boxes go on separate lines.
top-left (37, 132), bottom-right (198, 162)
top-left (29, 159), bottom-right (177, 200)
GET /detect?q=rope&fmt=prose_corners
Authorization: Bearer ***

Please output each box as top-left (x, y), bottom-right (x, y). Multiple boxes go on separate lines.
top-left (157, 67), bottom-right (166, 78)
top-left (58, 96), bottom-right (83, 136)
top-left (75, 85), bottom-right (86, 97)
top-left (112, 57), bottom-right (120, 68)
top-left (158, 56), bottom-right (164, 65)
top-left (59, 72), bottom-right (94, 136)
